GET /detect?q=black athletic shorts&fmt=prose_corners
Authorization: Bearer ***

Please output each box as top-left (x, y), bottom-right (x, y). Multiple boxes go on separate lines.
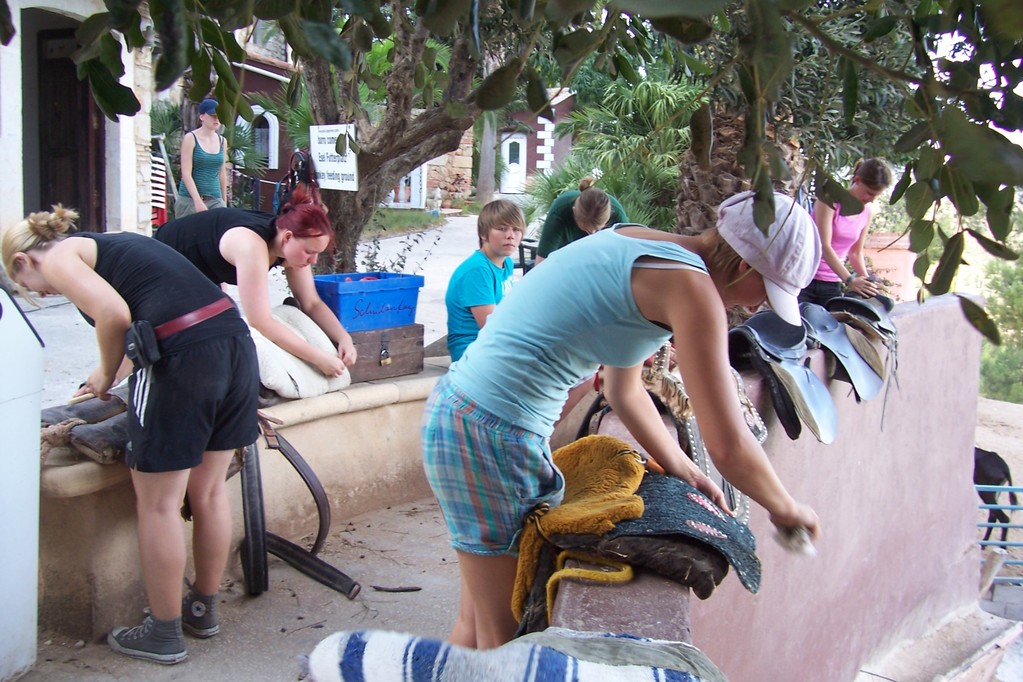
top-left (125, 334), bottom-right (259, 473)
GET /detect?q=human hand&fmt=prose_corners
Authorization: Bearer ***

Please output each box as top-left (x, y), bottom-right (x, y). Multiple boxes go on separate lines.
top-left (337, 336), bottom-right (358, 366)
top-left (314, 350), bottom-right (346, 377)
top-left (80, 367), bottom-right (115, 400)
top-left (847, 276), bottom-right (879, 298)
top-left (195, 201), bottom-right (209, 212)
top-left (769, 501), bottom-right (821, 542)
top-left (689, 470), bottom-right (732, 516)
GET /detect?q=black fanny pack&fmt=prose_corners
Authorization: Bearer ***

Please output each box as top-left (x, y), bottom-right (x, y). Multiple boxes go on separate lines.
top-left (125, 321), bottom-right (161, 369)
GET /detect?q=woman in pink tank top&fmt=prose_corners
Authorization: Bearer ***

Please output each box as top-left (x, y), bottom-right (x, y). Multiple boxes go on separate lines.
top-left (798, 159), bottom-right (893, 306)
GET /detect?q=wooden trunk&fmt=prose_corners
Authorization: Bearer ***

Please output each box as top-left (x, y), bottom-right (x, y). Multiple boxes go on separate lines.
top-left (348, 324), bottom-right (425, 383)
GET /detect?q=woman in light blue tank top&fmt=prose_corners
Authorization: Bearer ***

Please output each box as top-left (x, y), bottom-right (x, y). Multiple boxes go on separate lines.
top-left (421, 191), bottom-right (826, 649)
top-left (175, 98), bottom-right (227, 219)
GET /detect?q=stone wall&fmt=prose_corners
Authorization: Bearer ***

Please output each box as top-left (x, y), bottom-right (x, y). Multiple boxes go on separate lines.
top-left (426, 127), bottom-right (473, 205)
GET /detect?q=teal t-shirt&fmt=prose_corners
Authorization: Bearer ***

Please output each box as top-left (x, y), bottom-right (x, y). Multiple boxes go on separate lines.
top-left (445, 250), bottom-right (515, 362)
top-left (178, 132), bottom-right (225, 198)
top-left (449, 227), bottom-right (707, 436)
top-left (536, 190), bottom-right (628, 258)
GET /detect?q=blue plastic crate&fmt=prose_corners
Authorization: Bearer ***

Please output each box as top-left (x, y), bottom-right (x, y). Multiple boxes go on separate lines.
top-left (313, 272), bottom-right (425, 332)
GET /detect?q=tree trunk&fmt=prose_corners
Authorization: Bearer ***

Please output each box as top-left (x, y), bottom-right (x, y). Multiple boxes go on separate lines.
top-left (303, 27), bottom-right (479, 273)
top-left (477, 113), bottom-right (498, 204)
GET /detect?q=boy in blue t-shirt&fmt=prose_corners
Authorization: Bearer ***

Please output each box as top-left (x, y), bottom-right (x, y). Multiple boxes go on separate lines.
top-left (445, 200), bottom-right (525, 362)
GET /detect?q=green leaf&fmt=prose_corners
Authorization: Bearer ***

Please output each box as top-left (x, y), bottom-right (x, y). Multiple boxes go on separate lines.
top-left (420, 0), bottom-right (472, 37)
top-left (939, 107), bottom-right (1023, 185)
top-left (253, 0), bottom-right (297, 20)
top-left (888, 162), bottom-right (914, 204)
top-left (966, 229), bottom-right (1019, 261)
top-left (525, 68), bottom-right (555, 122)
top-left (105, 0), bottom-right (143, 31)
top-left (353, 23), bottom-right (374, 52)
top-left (984, 186), bottom-right (1014, 241)
top-left (864, 15), bottom-right (898, 42)
top-left (743, 0), bottom-right (791, 101)
top-left (613, 52), bottom-right (639, 85)
top-left (77, 58), bottom-right (141, 120)
top-left (152, 0), bottom-right (188, 91)
top-left (553, 29), bottom-right (602, 78)
top-left (814, 168), bottom-right (864, 216)
top-left (336, 132), bottom-right (348, 156)
top-left (545, 0), bottom-right (593, 24)
top-left (908, 219), bottom-right (935, 254)
top-left (689, 103), bottom-right (713, 171)
top-left (476, 58), bottom-right (521, 110)
top-left (0, 0), bottom-right (14, 45)
top-left (75, 13), bottom-right (112, 56)
top-left (894, 121), bottom-right (931, 153)
top-left (649, 17), bottom-right (713, 44)
top-left (305, 21), bottom-right (353, 70)
top-left (278, 15), bottom-right (314, 59)
top-left (612, 0), bottom-right (729, 18)
top-left (200, 0), bottom-right (254, 31)
top-left (903, 180), bottom-right (934, 220)
top-left (925, 230), bottom-right (964, 296)
top-left (752, 175), bottom-right (776, 234)
top-left (285, 71), bottom-right (302, 108)
top-left (123, 12), bottom-right (145, 50)
top-left (939, 165), bottom-right (979, 216)
top-left (978, 0), bottom-right (1023, 41)
top-left (842, 58), bottom-right (858, 125)
top-left (210, 49), bottom-right (241, 94)
top-left (765, 143), bottom-right (792, 182)
top-left (199, 18), bottom-right (247, 63)
top-left (916, 146), bottom-right (942, 180)
top-left (913, 252), bottom-right (930, 281)
top-left (956, 295), bottom-right (1001, 345)
top-left (188, 49), bottom-right (213, 102)
top-left (98, 34), bottom-right (125, 78)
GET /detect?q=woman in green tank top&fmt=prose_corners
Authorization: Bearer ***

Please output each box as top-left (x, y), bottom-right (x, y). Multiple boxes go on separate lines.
top-left (175, 98), bottom-right (228, 218)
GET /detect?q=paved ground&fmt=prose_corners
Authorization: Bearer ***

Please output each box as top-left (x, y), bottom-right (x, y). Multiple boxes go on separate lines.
top-left (18, 216), bottom-right (482, 680)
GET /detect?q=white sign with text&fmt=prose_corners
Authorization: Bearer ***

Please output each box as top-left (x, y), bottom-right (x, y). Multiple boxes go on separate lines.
top-left (309, 124), bottom-right (358, 191)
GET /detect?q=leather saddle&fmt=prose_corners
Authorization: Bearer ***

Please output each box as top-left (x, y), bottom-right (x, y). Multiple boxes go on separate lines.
top-left (728, 310), bottom-right (838, 444)
top-left (824, 295), bottom-right (898, 381)
top-left (800, 302), bottom-right (883, 402)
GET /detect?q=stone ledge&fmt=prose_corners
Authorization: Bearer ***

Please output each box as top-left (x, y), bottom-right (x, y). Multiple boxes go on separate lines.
top-left (38, 359), bottom-right (451, 500)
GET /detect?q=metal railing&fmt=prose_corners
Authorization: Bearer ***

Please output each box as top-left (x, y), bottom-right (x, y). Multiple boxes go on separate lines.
top-left (977, 484), bottom-right (1023, 585)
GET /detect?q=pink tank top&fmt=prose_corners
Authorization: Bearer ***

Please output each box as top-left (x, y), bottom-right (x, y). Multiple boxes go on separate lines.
top-left (814, 203), bottom-right (870, 282)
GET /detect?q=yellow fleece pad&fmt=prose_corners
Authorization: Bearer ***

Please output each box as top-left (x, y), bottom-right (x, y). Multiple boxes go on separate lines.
top-left (512, 435), bottom-right (646, 621)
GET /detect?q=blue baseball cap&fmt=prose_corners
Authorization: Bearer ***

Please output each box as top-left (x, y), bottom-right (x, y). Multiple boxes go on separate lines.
top-left (198, 98), bottom-right (219, 116)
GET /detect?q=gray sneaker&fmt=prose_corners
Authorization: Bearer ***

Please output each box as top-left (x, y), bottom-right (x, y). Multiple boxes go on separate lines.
top-left (182, 588), bottom-right (219, 638)
top-left (107, 615), bottom-right (186, 665)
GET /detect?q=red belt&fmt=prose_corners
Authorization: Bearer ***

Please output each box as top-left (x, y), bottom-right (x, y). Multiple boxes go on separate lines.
top-left (154, 297), bottom-right (234, 341)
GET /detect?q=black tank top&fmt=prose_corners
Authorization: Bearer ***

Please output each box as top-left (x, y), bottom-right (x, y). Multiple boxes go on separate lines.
top-left (73, 232), bottom-right (247, 353)
top-left (154, 208), bottom-right (280, 285)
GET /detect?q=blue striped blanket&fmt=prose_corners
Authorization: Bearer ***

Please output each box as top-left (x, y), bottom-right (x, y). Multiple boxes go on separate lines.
top-left (306, 627), bottom-right (724, 682)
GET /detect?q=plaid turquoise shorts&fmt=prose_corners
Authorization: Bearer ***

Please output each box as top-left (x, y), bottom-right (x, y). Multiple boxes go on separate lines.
top-left (421, 374), bottom-right (565, 556)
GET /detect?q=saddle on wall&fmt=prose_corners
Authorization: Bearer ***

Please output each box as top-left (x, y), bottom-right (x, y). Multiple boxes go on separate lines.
top-left (728, 310), bottom-right (837, 444)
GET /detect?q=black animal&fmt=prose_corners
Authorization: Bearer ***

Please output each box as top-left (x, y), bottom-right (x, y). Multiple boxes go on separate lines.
top-left (974, 446), bottom-right (1018, 543)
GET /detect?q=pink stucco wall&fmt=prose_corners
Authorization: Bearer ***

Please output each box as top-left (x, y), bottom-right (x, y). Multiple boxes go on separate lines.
top-left (687, 295), bottom-right (981, 682)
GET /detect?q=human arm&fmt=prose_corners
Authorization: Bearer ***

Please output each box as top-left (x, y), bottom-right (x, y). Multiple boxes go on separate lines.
top-left (602, 364), bottom-right (728, 511)
top-left (286, 265), bottom-right (358, 366)
top-left (631, 266), bottom-right (821, 537)
top-left (43, 240), bottom-right (132, 399)
top-left (178, 133), bottom-right (207, 211)
top-left (220, 227), bottom-right (347, 376)
top-left (219, 140), bottom-right (229, 203)
top-left (845, 210), bottom-right (880, 297)
top-left (469, 304), bottom-right (497, 328)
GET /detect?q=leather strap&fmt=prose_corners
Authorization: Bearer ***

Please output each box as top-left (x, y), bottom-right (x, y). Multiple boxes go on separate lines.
top-left (153, 297), bottom-right (233, 340)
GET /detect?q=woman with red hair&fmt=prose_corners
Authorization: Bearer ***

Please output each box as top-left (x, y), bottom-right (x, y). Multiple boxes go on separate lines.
top-left (156, 185), bottom-right (356, 375)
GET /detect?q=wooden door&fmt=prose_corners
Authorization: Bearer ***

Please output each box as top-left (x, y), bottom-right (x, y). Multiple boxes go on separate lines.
top-left (38, 29), bottom-right (105, 232)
